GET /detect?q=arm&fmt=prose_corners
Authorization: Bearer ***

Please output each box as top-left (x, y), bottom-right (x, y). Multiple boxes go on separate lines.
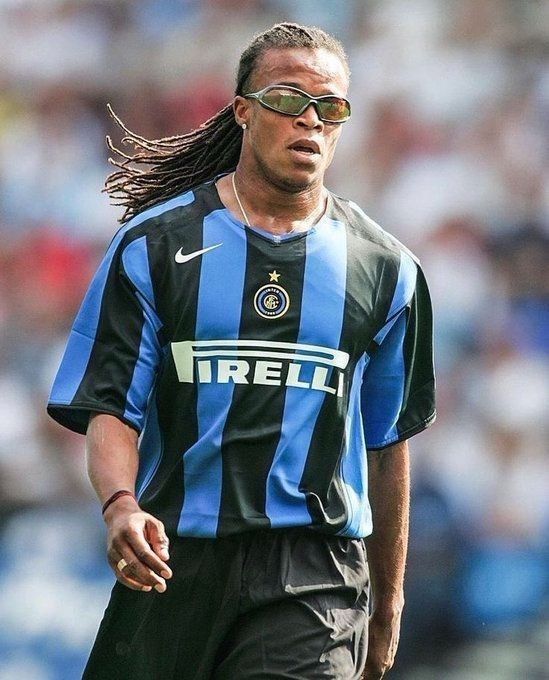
top-left (86, 413), bottom-right (172, 593)
top-left (363, 439), bottom-right (410, 679)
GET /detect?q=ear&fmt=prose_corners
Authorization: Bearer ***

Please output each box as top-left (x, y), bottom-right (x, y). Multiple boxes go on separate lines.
top-left (233, 96), bottom-right (250, 129)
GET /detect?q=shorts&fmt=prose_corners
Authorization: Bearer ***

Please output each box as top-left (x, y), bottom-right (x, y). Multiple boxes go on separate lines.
top-left (83, 527), bottom-right (369, 679)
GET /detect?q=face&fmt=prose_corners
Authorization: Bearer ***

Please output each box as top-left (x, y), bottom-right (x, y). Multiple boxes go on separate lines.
top-left (234, 47), bottom-right (349, 192)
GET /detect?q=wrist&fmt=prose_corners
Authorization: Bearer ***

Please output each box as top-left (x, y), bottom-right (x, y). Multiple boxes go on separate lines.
top-left (101, 489), bottom-right (138, 520)
top-left (103, 495), bottom-right (140, 523)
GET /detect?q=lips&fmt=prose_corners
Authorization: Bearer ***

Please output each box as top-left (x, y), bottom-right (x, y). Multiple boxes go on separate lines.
top-left (288, 139), bottom-right (320, 155)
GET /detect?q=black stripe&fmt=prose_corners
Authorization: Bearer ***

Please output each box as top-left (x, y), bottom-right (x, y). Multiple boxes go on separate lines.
top-left (72, 244), bottom-right (145, 421)
top-left (395, 265), bottom-right (436, 436)
top-left (72, 195), bottom-right (212, 419)
top-left (300, 198), bottom-right (400, 532)
top-left (217, 230), bottom-right (307, 536)
top-left (138, 188), bottom-right (218, 533)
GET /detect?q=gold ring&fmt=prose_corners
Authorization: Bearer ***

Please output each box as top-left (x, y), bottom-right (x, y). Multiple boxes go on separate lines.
top-left (117, 558), bottom-right (128, 572)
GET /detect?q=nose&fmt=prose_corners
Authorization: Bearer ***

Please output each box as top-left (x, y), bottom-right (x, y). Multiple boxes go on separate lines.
top-left (295, 102), bottom-right (324, 130)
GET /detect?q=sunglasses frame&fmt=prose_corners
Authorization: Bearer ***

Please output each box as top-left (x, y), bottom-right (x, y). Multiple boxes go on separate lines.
top-left (243, 84), bottom-right (351, 124)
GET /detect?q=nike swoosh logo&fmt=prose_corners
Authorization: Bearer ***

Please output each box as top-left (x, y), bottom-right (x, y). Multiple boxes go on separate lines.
top-left (174, 242), bottom-right (223, 263)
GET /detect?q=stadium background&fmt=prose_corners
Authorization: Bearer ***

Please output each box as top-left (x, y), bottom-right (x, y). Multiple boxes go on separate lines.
top-left (0, 0), bottom-right (547, 678)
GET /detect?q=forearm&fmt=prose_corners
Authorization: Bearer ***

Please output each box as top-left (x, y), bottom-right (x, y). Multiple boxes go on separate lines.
top-left (86, 412), bottom-right (140, 506)
top-left (86, 412), bottom-right (171, 592)
top-left (365, 439), bottom-right (410, 617)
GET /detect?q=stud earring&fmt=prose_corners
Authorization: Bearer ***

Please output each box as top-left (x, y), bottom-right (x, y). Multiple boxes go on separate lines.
top-left (242, 123), bottom-right (247, 130)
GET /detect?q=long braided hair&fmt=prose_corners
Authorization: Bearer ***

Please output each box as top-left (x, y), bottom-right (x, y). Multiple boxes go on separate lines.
top-left (105, 22), bottom-right (349, 223)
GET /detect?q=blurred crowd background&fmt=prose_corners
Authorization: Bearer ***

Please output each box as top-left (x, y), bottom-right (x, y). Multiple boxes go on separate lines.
top-left (0, 0), bottom-right (547, 678)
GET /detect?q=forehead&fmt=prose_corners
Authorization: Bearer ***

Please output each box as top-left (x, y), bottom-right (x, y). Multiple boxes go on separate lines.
top-left (250, 48), bottom-right (349, 96)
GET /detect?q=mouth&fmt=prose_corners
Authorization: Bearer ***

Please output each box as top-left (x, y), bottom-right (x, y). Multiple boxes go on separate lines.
top-left (288, 139), bottom-right (321, 160)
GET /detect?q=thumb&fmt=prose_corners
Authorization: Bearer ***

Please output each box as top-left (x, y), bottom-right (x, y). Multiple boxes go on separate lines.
top-left (146, 517), bottom-right (170, 560)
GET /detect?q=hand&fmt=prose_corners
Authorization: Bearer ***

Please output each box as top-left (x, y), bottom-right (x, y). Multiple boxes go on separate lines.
top-left (363, 606), bottom-right (403, 679)
top-left (104, 496), bottom-right (172, 593)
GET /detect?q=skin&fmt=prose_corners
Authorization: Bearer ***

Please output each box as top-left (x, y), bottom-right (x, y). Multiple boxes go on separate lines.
top-left (87, 414), bottom-right (172, 593)
top-left (364, 440), bottom-right (410, 679)
top-left (88, 46), bottom-right (408, 679)
top-left (217, 47), bottom-right (349, 235)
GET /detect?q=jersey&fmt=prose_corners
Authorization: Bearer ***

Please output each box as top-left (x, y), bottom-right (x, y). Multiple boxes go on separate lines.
top-left (47, 180), bottom-right (435, 539)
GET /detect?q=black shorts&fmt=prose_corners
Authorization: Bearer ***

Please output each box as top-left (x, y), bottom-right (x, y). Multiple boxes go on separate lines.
top-left (83, 528), bottom-right (369, 679)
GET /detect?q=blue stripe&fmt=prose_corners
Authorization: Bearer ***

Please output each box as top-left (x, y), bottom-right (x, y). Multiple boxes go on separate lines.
top-left (49, 191), bottom-right (194, 405)
top-left (177, 210), bottom-right (247, 537)
top-left (123, 310), bottom-right (162, 429)
top-left (338, 353), bottom-right (372, 537)
top-left (362, 310), bottom-right (407, 447)
top-left (265, 218), bottom-right (347, 527)
top-left (135, 385), bottom-right (163, 497)
top-left (122, 237), bottom-right (163, 429)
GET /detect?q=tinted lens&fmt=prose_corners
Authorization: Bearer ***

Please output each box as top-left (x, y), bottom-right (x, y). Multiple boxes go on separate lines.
top-left (316, 97), bottom-right (351, 122)
top-left (260, 88), bottom-right (350, 122)
top-left (261, 88), bottom-right (309, 115)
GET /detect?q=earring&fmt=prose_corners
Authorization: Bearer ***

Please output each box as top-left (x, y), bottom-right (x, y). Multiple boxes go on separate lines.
top-left (242, 123), bottom-right (247, 130)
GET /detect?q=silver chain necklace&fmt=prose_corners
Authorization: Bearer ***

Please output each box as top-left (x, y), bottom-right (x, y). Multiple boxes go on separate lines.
top-left (231, 172), bottom-right (325, 234)
top-left (231, 172), bottom-right (252, 227)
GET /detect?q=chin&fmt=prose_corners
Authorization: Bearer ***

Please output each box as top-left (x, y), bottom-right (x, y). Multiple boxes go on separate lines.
top-left (258, 156), bottom-right (322, 192)
top-left (276, 168), bottom-right (322, 192)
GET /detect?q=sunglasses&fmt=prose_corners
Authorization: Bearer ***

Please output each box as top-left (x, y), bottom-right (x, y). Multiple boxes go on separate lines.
top-left (243, 85), bottom-right (351, 124)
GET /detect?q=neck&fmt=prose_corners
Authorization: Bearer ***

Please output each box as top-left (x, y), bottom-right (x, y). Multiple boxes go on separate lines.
top-left (231, 162), bottom-right (326, 235)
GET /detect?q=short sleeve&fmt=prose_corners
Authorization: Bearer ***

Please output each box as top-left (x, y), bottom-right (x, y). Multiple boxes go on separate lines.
top-left (47, 231), bottom-right (163, 435)
top-left (361, 258), bottom-right (436, 450)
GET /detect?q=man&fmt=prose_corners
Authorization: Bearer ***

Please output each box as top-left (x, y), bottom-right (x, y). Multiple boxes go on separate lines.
top-left (48, 22), bottom-right (435, 680)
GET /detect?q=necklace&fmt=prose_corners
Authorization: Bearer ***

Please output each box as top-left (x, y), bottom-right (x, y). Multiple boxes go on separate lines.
top-left (232, 172), bottom-right (252, 227)
top-left (231, 172), bottom-right (325, 234)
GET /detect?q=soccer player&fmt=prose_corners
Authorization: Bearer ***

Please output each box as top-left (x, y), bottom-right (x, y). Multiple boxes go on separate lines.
top-left (48, 22), bottom-right (435, 680)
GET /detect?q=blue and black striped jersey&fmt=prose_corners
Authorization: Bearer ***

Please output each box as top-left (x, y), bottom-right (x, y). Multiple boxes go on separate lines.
top-left (47, 181), bottom-right (435, 539)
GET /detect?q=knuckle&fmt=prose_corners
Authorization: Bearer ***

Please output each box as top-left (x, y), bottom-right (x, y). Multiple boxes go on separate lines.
top-left (115, 530), bottom-right (129, 545)
top-left (120, 527), bottom-right (133, 540)
top-left (124, 528), bottom-right (143, 544)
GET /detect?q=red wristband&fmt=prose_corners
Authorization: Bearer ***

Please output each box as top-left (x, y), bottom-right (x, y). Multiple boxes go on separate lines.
top-left (101, 489), bottom-right (136, 515)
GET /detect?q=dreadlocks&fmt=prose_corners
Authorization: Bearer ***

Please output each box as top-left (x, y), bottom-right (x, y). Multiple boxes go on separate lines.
top-left (105, 22), bottom-right (349, 223)
top-left (105, 104), bottom-right (241, 223)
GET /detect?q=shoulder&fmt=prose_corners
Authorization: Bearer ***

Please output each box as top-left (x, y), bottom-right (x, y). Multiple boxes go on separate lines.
top-left (113, 180), bottom-right (227, 252)
top-left (329, 192), bottom-right (421, 266)
top-left (329, 193), bottom-right (422, 311)
top-left (115, 187), bottom-right (202, 249)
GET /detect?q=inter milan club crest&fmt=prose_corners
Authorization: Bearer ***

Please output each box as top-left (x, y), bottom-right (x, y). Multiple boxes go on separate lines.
top-left (254, 271), bottom-right (290, 319)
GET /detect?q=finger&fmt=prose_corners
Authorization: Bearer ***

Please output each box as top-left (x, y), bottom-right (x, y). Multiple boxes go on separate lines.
top-left (109, 555), bottom-right (153, 592)
top-left (123, 529), bottom-right (172, 582)
top-left (145, 518), bottom-right (170, 562)
top-left (109, 544), bottom-right (167, 592)
top-left (116, 571), bottom-right (153, 592)
top-left (125, 528), bottom-right (172, 580)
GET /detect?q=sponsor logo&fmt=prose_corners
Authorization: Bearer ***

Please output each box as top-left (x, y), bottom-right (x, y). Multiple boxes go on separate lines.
top-left (174, 243), bottom-right (223, 264)
top-left (171, 339), bottom-right (349, 397)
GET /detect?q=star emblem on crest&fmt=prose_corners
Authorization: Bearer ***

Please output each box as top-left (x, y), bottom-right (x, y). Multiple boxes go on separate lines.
top-left (268, 270), bottom-right (281, 282)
